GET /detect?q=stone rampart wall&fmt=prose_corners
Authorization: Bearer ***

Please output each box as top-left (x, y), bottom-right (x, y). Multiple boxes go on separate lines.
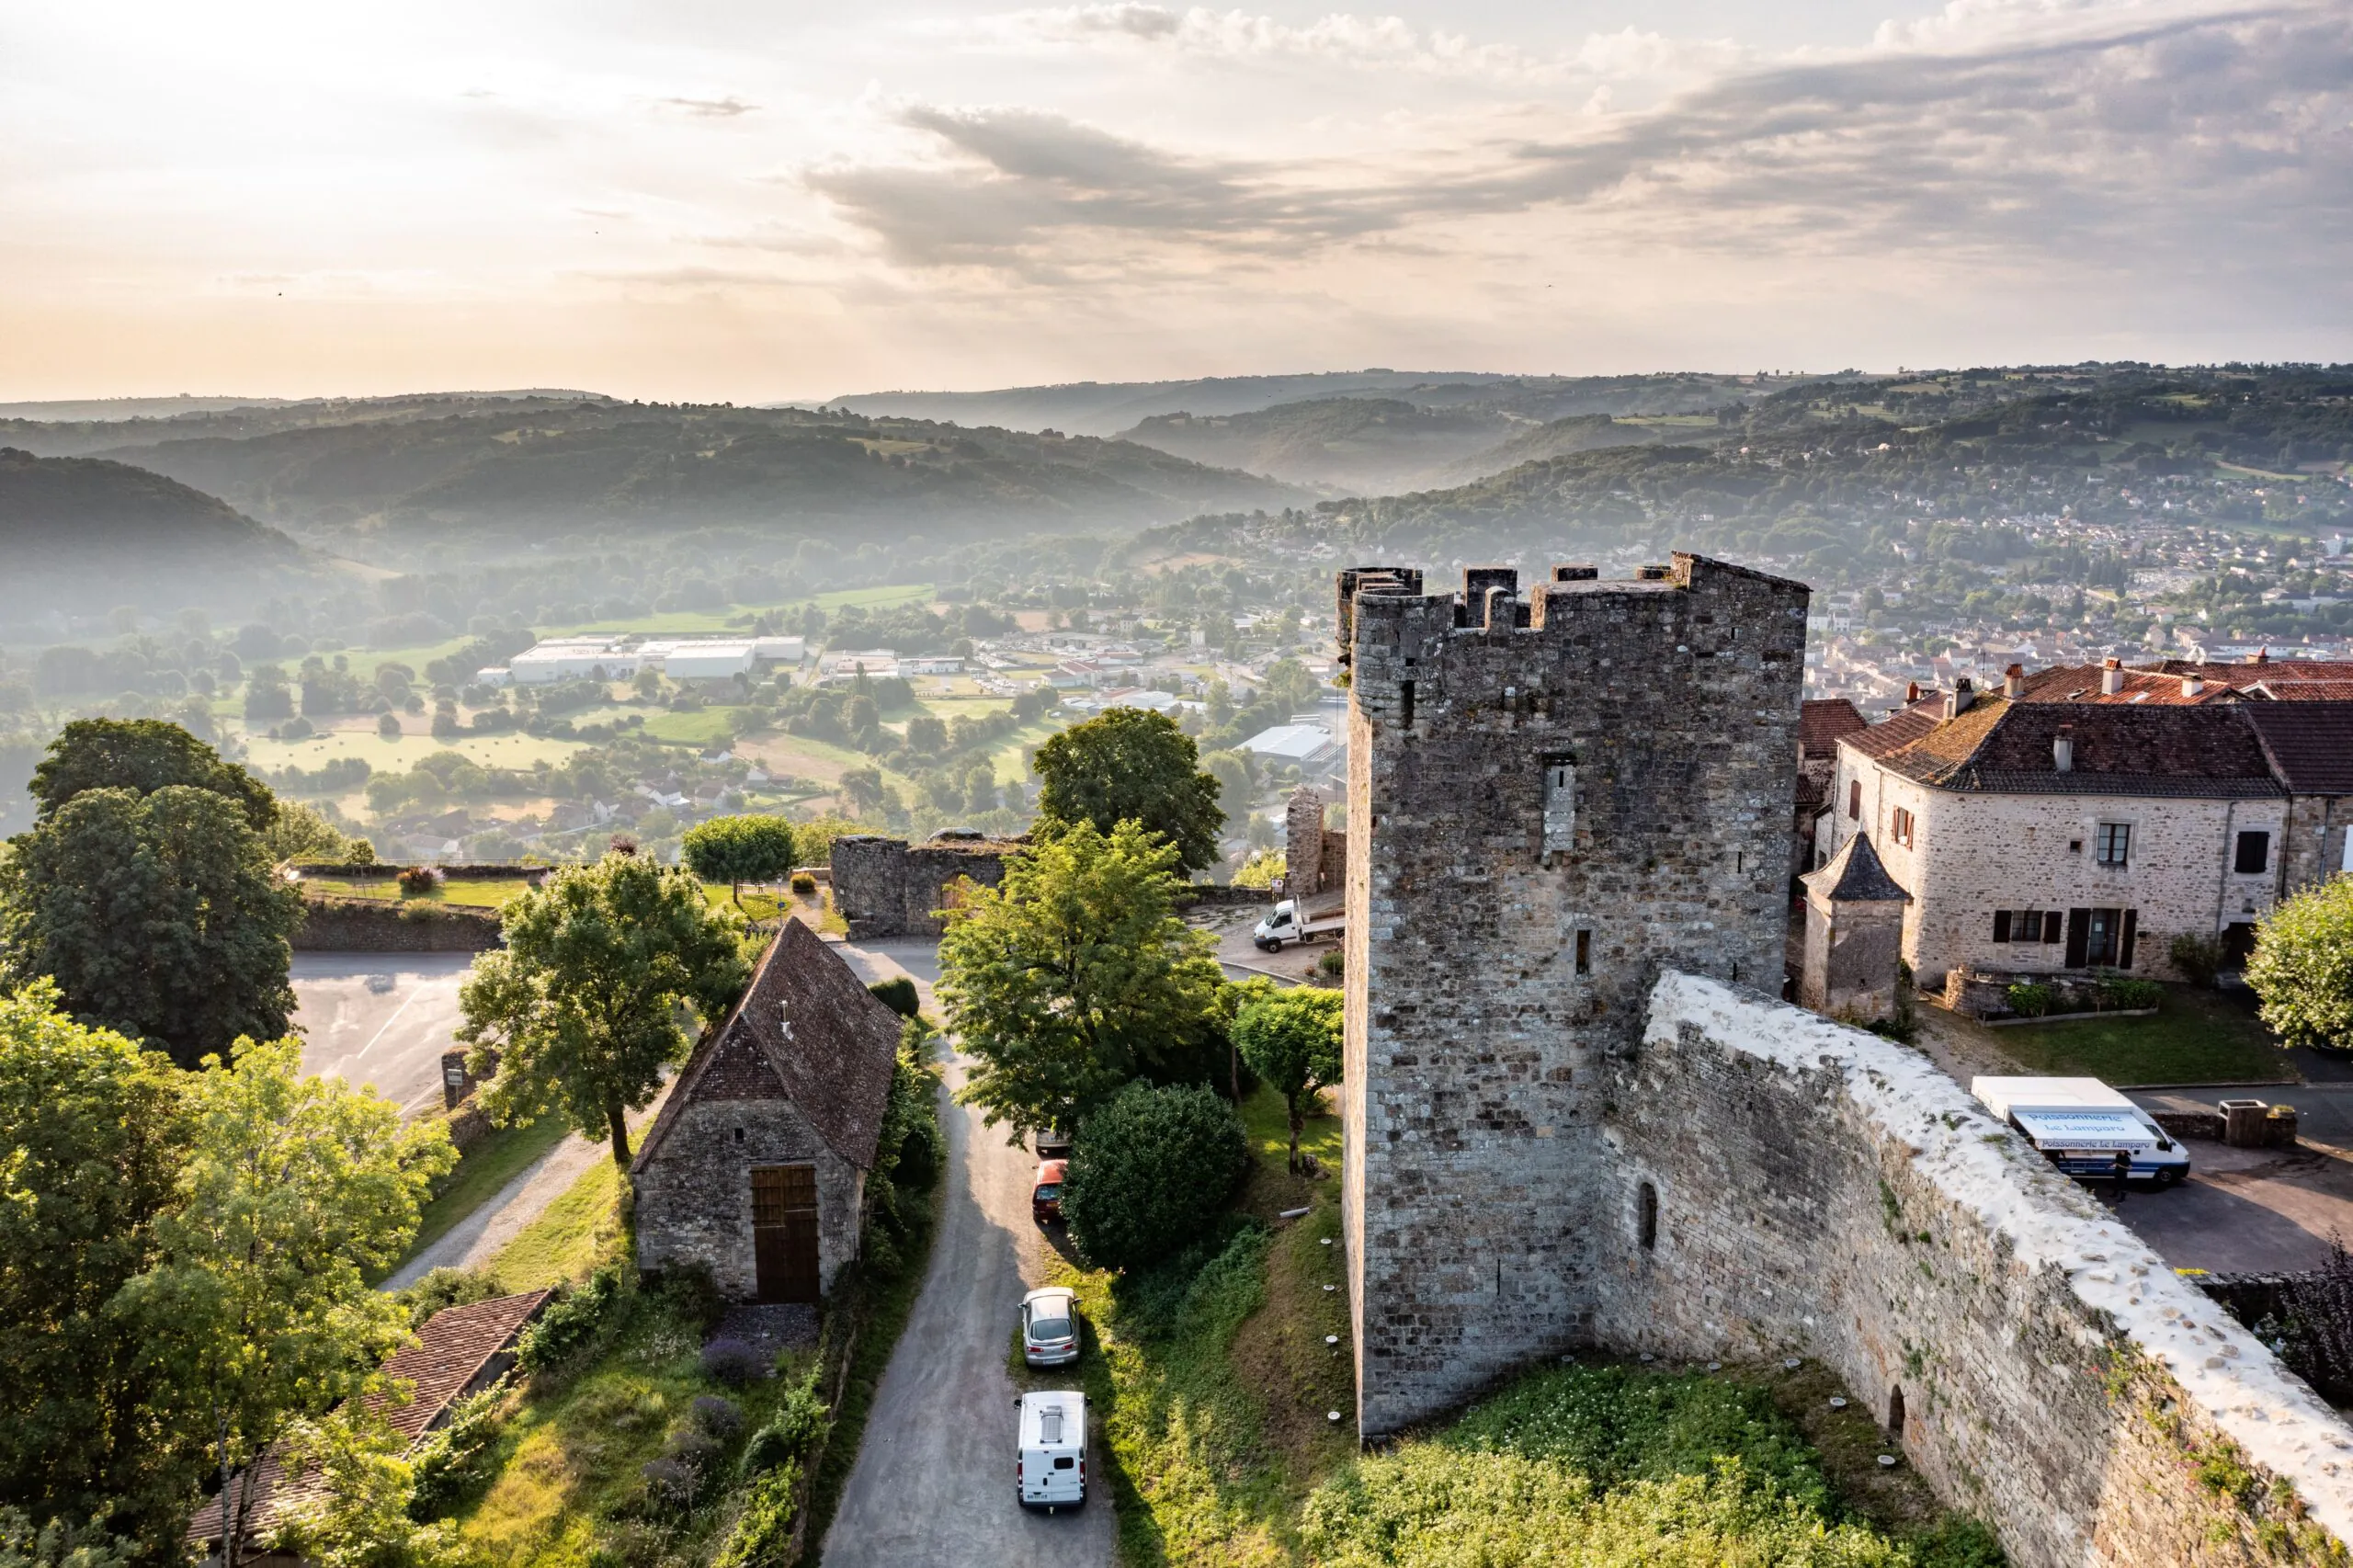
top-left (1609, 971), bottom-right (2353, 1567)
top-left (293, 896), bottom-right (504, 952)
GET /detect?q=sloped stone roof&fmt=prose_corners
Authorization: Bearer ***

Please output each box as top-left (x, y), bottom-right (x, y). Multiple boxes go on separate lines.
top-left (2242, 701), bottom-right (2353, 794)
top-left (1802, 831), bottom-right (1909, 903)
top-left (1839, 695), bottom-right (2283, 798)
top-left (633, 919), bottom-right (902, 1173)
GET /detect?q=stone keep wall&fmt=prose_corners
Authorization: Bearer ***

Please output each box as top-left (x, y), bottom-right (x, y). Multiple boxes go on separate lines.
top-left (1821, 757), bottom-right (2290, 988)
top-left (1611, 973), bottom-right (2353, 1567)
top-left (828, 834), bottom-right (1015, 939)
top-left (1341, 553), bottom-right (1810, 1436)
top-left (1283, 788), bottom-right (1347, 903)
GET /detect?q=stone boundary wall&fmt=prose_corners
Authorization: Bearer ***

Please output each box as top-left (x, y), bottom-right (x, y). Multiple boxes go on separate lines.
top-left (293, 896), bottom-right (504, 952)
top-left (1175, 884), bottom-right (1273, 909)
top-left (1608, 971), bottom-right (2353, 1566)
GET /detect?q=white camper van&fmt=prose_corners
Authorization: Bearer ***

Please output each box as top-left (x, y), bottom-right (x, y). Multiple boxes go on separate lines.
top-left (1972, 1076), bottom-right (2190, 1187)
top-left (1015, 1390), bottom-right (1087, 1511)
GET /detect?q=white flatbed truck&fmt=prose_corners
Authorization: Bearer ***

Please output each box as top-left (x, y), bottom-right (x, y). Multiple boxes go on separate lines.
top-left (1253, 898), bottom-right (1342, 952)
top-left (1972, 1075), bottom-right (2189, 1188)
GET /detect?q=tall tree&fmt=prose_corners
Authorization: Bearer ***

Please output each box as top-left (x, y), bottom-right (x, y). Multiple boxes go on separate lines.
top-left (2247, 878), bottom-right (2353, 1052)
top-left (29, 718), bottom-right (278, 832)
top-left (115, 1039), bottom-right (452, 1568)
top-left (0, 786), bottom-right (303, 1068)
top-left (1233, 987), bottom-right (1344, 1173)
top-left (681, 814), bottom-right (798, 908)
top-left (1031, 708), bottom-right (1224, 874)
top-left (938, 819), bottom-right (1224, 1140)
top-left (457, 854), bottom-right (751, 1167)
top-left (0, 983), bottom-right (188, 1541)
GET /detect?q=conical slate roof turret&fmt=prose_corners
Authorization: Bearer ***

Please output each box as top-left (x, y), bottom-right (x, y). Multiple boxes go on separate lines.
top-left (1802, 831), bottom-right (1910, 904)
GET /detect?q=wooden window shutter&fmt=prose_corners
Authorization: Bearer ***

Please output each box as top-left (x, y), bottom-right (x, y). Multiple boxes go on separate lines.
top-left (2120, 909), bottom-right (2138, 970)
top-left (2064, 909), bottom-right (2090, 968)
top-left (1993, 911), bottom-right (2012, 944)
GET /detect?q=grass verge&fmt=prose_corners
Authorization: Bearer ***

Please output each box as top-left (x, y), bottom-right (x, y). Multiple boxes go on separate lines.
top-left (395, 1117), bottom-right (573, 1272)
top-left (489, 1159), bottom-right (626, 1291)
top-left (1988, 984), bottom-right (2292, 1085)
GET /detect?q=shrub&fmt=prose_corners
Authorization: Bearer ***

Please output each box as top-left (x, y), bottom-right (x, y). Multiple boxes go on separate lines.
top-left (639, 1457), bottom-right (699, 1511)
top-left (712, 1460), bottom-right (801, 1568)
top-left (741, 1375), bottom-right (829, 1477)
top-left (408, 1389), bottom-right (507, 1519)
top-left (2247, 879), bottom-right (2353, 1052)
top-left (394, 1266), bottom-right (506, 1330)
top-left (1063, 1082), bottom-right (1248, 1270)
top-left (397, 865), bottom-right (438, 895)
top-left (517, 1266), bottom-right (623, 1374)
top-left (867, 976), bottom-right (921, 1018)
top-left (653, 1263), bottom-right (723, 1333)
top-left (691, 1394), bottom-right (744, 1438)
top-left (790, 871), bottom-right (818, 895)
top-left (1317, 949), bottom-right (1345, 982)
top-left (2096, 975), bottom-right (2164, 1011)
top-left (2170, 931), bottom-right (2226, 989)
top-left (700, 1337), bottom-right (767, 1387)
top-left (2005, 982), bottom-right (2054, 1018)
top-left (0, 1508), bottom-right (137, 1567)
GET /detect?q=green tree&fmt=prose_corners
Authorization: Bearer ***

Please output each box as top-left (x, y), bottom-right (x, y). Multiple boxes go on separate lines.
top-left (1, 786), bottom-right (303, 1068)
top-left (28, 719), bottom-right (278, 833)
top-left (1032, 707), bottom-right (1224, 873)
top-left (938, 819), bottom-right (1223, 1140)
top-left (457, 854), bottom-right (751, 1167)
top-left (2247, 879), bottom-right (2353, 1052)
top-left (1233, 988), bottom-right (1343, 1173)
top-left (116, 1039), bottom-right (452, 1568)
top-left (836, 768), bottom-right (887, 818)
top-left (0, 983), bottom-right (188, 1539)
top-left (271, 1398), bottom-right (467, 1568)
top-left (260, 800), bottom-right (363, 866)
top-left (1062, 1083), bottom-right (1247, 1271)
top-left (1199, 748), bottom-right (1254, 835)
top-left (681, 814), bottom-right (798, 907)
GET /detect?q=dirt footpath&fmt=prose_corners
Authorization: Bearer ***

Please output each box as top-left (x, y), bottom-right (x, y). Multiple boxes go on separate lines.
top-left (820, 940), bottom-right (1114, 1568)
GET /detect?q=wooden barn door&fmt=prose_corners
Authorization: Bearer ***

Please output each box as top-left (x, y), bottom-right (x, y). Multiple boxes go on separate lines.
top-left (751, 1165), bottom-right (821, 1303)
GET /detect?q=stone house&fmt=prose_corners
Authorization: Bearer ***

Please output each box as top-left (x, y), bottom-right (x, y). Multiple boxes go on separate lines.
top-left (1819, 689), bottom-right (2353, 987)
top-left (631, 919), bottom-right (902, 1303)
top-left (830, 830), bottom-right (1019, 939)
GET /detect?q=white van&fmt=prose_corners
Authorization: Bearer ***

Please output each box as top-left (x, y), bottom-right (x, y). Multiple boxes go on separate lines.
top-left (1015, 1390), bottom-right (1087, 1511)
top-left (1972, 1076), bottom-right (2190, 1187)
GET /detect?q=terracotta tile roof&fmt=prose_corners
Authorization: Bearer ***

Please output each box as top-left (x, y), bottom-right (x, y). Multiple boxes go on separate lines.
top-left (2249, 679), bottom-right (2353, 702)
top-left (2009, 664), bottom-right (2251, 706)
top-left (1841, 697), bottom-right (1945, 761)
top-left (1844, 696), bottom-right (2283, 798)
top-left (2143, 656), bottom-right (2349, 687)
top-left (634, 919), bottom-right (902, 1173)
top-left (188, 1290), bottom-right (550, 1546)
top-left (1798, 698), bottom-right (1869, 757)
top-left (2242, 702), bottom-right (2353, 794)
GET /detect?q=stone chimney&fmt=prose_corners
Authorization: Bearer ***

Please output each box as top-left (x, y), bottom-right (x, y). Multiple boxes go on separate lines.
top-left (1906, 680), bottom-right (1923, 703)
top-left (2004, 663), bottom-right (2025, 698)
top-left (2182, 673), bottom-right (2205, 699)
top-left (2100, 657), bottom-right (2123, 696)
top-left (2247, 648), bottom-right (2269, 665)
top-left (2053, 725), bottom-right (2075, 773)
top-left (1943, 677), bottom-right (1974, 720)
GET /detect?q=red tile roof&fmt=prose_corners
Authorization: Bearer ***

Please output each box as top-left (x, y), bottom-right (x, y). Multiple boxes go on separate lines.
top-left (188, 1290), bottom-right (550, 1547)
top-left (2242, 702), bottom-right (2353, 794)
top-left (1798, 698), bottom-right (1869, 757)
top-left (1839, 696), bottom-right (2283, 797)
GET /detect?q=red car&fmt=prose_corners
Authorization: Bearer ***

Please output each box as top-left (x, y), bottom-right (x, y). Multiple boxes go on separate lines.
top-left (1031, 1159), bottom-right (1068, 1225)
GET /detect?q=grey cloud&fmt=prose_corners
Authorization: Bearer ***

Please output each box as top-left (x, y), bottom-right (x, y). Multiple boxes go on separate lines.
top-left (810, 3), bottom-right (2353, 282)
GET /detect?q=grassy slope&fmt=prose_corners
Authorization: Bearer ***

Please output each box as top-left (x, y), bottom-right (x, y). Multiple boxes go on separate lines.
top-left (1988, 984), bottom-right (2292, 1085)
top-left (396, 1117), bottom-right (574, 1268)
top-left (489, 1160), bottom-right (626, 1292)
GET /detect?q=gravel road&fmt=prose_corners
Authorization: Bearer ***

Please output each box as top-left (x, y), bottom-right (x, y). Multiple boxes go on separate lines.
top-left (822, 940), bottom-right (1115, 1568)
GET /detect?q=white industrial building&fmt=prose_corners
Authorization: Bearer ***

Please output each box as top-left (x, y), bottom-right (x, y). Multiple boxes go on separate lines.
top-left (483, 633), bottom-right (805, 687)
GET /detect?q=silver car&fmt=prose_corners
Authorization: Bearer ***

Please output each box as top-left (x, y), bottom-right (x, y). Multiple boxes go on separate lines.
top-left (1020, 1286), bottom-right (1080, 1367)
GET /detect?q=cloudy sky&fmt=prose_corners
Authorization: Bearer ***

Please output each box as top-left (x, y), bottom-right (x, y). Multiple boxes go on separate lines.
top-left (3, 0), bottom-right (2347, 402)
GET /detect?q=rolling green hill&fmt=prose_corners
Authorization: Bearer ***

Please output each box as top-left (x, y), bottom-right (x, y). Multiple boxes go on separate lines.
top-left (1117, 398), bottom-right (1520, 491)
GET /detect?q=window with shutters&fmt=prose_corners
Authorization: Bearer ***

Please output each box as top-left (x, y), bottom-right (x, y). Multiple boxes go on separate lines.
top-left (1890, 807), bottom-right (1915, 848)
top-left (2234, 831), bottom-right (2270, 875)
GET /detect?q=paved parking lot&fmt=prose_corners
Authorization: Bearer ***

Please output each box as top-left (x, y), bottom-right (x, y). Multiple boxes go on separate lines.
top-left (2113, 1085), bottom-right (2353, 1275)
top-left (291, 952), bottom-right (476, 1119)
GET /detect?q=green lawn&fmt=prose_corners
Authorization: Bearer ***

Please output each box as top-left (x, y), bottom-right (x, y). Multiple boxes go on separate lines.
top-left (1987, 984), bottom-right (2294, 1085)
top-left (486, 1158), bottom-right (624, 1291)
top-left (392, 1118), bottom-right (573, 1276)
top-left (638, 706), bottom-right (753, 745)
top-left (301, 875), bottom-right (540, 907)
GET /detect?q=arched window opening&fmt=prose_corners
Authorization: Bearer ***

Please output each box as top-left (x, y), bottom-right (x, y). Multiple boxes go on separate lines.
top-left (1888, 1385), bottom-right (1906, 1441)
top-left (1637, 1181), bottom-right (1659, 1251)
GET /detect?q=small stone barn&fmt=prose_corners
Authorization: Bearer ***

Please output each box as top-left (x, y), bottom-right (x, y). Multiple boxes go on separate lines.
top-left (631, 919), bottom-right (902, 1303)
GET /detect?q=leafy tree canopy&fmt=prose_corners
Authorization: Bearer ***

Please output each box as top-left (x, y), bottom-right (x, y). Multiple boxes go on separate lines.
top-left (1032, 707), bottom-right (1224, 874)
top-left (29, 718), bottom-right (278, 832)
top-left (939, 819), bottom-right (1224, 1141)
top-left (0, 785), bottom-right (303, 1068)
top-left (2248, 879), bottom-right (2353, 1052)
top-left (1233, 987), bottom-right (1343, 1173)
top-left (681, 814), bottom-right (798, 905)
top-left (0, 983), bottom-right (188, 1540)
top-left (1063, 1082), bottom-right (1247, 1271)
top-left (458, 853), bottom-right (752, 1167)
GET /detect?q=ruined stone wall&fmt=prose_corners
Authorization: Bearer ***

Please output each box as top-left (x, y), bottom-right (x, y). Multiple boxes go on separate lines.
top-left (1282, 789), bottom-right (1346, 903)
top-left (1341, 553), bottom-right (1809, 1436)
top-left (1608, 973), bottom-right (2353, 1567)
top-left (828, 834), bottom-right (1015, 939)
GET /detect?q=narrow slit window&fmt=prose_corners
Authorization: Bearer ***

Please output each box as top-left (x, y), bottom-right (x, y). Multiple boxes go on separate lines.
top-left (1637, 1181), bottom-right (1658, 1251)
top-left (1574, 928), bottom-right (1592, 975)
top-left (1398, 678), bottom-right (1415, 730)
top-left (1542, 756), bottom-right (1577, 854)
top-left (1847, 778), bottom-right (1861, 820)
top-left (1887, 1386), bottom-right (1906, 1441)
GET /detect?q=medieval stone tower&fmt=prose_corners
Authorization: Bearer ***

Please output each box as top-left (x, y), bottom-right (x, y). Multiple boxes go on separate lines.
top-left (1338, 553), bottom-right (1811, 1435)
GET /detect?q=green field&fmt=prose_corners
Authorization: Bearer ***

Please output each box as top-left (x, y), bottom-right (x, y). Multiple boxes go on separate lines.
top-left (240, 726), bottom-right (585, 776)
top-left (542, 582), bottom-right (931, 638)
top-left (1986, 984), bottom-right (2293, 1085)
